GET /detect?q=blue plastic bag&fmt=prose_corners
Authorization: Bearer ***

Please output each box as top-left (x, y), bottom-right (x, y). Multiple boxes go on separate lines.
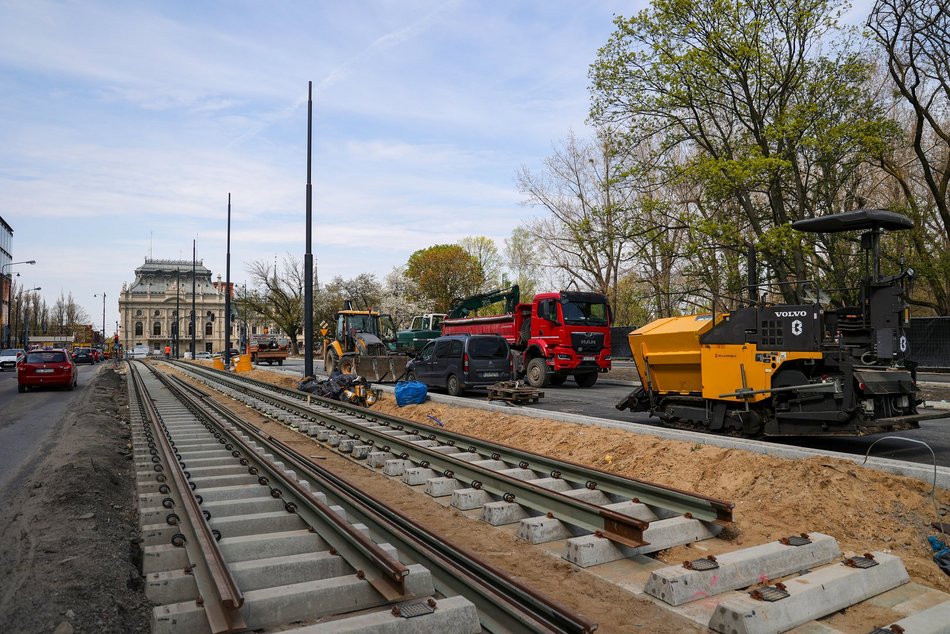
top-left (395, 381), bottom-right (428, 407)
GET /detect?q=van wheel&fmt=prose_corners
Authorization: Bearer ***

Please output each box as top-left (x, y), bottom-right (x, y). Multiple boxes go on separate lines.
top-left (447, 374), bottom-right (464, 397)
top-left (526, 358), bottom-right (548, 388)
top-left (549, 374), bottom-right (567, 386)
top-left (18, 384), bottom-right (25, 393)
top-left (574, 373), bottom-right (598, 388)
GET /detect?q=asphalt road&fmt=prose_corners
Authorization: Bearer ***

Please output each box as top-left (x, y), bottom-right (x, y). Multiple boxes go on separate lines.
top-left (0, 362), bottom-right (103, 497)
top-left (276, 356), bottom-right (950, 468)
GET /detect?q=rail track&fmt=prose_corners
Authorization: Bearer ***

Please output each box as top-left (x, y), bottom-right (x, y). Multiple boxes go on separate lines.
top-left (129, 360), bottom-right (597, 633)
top-left (166, 361), bottom-right (734, 555)
top-left (133, 360), bottom-right (950, 633)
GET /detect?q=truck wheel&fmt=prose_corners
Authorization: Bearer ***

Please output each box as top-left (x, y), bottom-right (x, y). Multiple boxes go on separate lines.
top-left (447, 374), bottom-right (464, 397)
top-left (526, 358), bottom-right (548, 388)
top-left (324, 352), bottom-right (337, 374)
top-left (277, 360), bottom-right (283, 366)
top-left (574, 373), bottom-right (598, 388)
top-left (549, 374), bottom-right (567, 386)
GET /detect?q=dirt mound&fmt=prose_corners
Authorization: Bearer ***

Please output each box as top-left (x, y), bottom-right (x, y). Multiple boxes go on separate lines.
top-left (0, 367), bottom-right (150, 633)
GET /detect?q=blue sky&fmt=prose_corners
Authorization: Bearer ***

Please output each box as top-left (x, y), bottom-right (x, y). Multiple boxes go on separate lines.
top-left (0, 0), bottom-right (874, 334)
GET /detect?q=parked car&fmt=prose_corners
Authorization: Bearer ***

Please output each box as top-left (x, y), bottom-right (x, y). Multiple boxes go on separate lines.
top-left (0, 348), bottom-right (25, 371)
top-left (194, 351), bottom-right (213, 360)
top-left (91, 348), bottom-right (103, 362)
top-left (130, 344), bottom-right (149, 359)
top-left (17, 348), bottom-right (78, 392)
top-left (72, 348), bottom-right (96, 365)
top-left (406, 334), bottom-right (511, 396)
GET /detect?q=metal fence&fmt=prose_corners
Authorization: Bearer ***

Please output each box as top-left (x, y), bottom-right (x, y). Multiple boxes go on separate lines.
top-left (610, 318), bottom-right (950, 369)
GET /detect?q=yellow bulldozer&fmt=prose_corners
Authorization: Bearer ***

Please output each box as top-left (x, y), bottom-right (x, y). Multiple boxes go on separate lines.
top-left (323, 302), bottom-right (409, 383)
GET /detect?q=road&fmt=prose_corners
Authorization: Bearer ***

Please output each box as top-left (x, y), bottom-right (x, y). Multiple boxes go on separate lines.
top-left (276, 356), bottom-right (950, 468)
top-left (0, 362), bottom-right (104, 497)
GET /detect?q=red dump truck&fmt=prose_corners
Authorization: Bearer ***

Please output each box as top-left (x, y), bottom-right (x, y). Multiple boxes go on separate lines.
top-left (440, 286), bottom-right (612, 387)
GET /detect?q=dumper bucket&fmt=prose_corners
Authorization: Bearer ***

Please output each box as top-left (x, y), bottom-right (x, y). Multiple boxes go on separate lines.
top-left (355, 355), bottom-right (410, 383)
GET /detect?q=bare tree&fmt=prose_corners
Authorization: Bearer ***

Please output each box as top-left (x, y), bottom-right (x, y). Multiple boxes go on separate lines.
top-left (246, 254), bottom-right (304, 354)
top-left (869, 0), bottom-right (950, 313)
top-left (518, 129), bottom-right (639, 312)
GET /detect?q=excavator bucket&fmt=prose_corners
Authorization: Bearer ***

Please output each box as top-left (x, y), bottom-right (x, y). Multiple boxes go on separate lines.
top-left (355, 355), bottom-right (410, 383)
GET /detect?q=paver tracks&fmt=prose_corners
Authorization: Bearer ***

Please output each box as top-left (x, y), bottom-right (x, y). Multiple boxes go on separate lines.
top-left (129, 360), bottom-right (596, 633)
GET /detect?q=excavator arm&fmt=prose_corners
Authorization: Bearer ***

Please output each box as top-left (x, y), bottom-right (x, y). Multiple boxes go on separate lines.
top-left (447, 285), bottom-right (521, 319)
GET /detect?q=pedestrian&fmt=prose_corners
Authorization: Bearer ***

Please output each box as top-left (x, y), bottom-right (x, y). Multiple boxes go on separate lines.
top-left (164, 344), bottom-right (171, 358)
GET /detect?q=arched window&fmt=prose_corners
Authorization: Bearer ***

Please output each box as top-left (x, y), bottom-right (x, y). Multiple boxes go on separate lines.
top-left (205, 322), bottom-right (213, 336)
top-left (188, 322), bottom-right (194, 336)
top-left (135, 322), bottom-right (143, 336)
top-left (153, 321), bottom-right (161, 336)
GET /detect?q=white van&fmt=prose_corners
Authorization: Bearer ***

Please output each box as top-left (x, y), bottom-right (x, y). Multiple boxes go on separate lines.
top-left (131, 344), bottom-right (149, 359)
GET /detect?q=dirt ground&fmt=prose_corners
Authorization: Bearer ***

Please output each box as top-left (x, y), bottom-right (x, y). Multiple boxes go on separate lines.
top-left (237, 366), bottom-right (950, 595)
top-left (0, 367), bottom-right (150, 634)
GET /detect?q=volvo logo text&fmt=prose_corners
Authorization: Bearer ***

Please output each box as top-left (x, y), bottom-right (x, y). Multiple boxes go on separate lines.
top-left (775, 310), bottom-right (807, 318)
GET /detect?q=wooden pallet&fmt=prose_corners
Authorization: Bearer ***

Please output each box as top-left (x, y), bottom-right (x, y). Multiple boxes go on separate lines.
top-left (487, 382), bottom-right (544, 404)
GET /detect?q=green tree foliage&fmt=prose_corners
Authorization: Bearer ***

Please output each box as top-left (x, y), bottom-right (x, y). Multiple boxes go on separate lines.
top-left (590, 0), bottom-right (895, 305)
top-left (405, 244), bottom-right (484, 312)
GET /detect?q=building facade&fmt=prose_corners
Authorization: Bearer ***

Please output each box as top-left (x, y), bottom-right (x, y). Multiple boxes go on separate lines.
top-left (0, 216), bottom-right (14, 347)
top-left (118, 258), bottom-right (236, 355)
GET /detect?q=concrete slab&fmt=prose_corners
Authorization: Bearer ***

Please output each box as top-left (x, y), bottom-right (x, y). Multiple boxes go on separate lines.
top-left (282, 595), bottom-right (481, 633)
top-left (451, 488), bottom-right (493, 511)
top-left (145, 569), bottom-right (197, 604)
top-left (219, 529), bottom-right (329, 563)
top-left (565, 517), bottom-right (716, 567)
top-left (402, 467), bottom-right (437, 486)
top-left (366, 452), bottom-right (392, 468)
top-left (481, 501), bottom-right (532, 526)
top-left (351, 444), bottom-right (373, 459)
top-left (496, 468), bottom-right (538, 481)
top-left (517, 516), bottom-right (577, 544)
top-left (424, 477), bottom-right (460, 498)
top-left (526, 477), bottom-right (572, 492)
top-left (645, 532), bottom-right (841, 606)
top-left (882, 599), bottom-right (950, 634)
top-left (562, 488), bottom-right (611, 505)
top-left (708, 551), bottom-right (910, 634)
top-left (383, 459), bottom-right (413, 476)
top-left (230, 552), bottom-right (351, 591)
top-left (604, 501), bottom-right (658, 522)
top-left (209, 510), bottom-right (308, 537)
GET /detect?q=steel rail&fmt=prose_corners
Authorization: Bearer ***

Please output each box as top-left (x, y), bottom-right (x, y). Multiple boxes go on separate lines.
top-left (163, 370), bottom-right (597, 633)
top-left (173, 361), bottom-right (733, 527)
top-left (128, 362), bottom-right (247, 633)
top-left (145, 364), bottom-right (412, 601)
top-left (173, 365), bottom-right (734, 528)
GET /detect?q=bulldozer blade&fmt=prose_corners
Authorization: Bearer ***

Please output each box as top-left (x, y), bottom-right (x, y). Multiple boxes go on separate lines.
top-left (355, 355), bottom-right (409, 383)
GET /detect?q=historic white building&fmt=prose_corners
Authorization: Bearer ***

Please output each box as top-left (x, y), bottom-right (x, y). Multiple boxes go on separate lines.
top-left (118, 258), bottom-right (235, 356)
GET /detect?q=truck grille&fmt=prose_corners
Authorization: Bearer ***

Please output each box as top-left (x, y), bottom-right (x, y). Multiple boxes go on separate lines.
top-left (571, 332), bottom-right (604, 354)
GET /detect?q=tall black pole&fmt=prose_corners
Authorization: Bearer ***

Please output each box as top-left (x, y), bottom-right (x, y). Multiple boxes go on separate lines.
top-left (225, 193), bottom-right (232, 366)
top-left (175, 267), bottom-right (180, 358)
top-left (304, 80), bottom-right (314, 377)
top-left (191, 240), bottom-right (197, 357)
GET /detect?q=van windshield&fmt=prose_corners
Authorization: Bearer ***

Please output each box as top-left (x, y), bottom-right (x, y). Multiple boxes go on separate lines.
top-left (468, 337), bottom-right (508, 359)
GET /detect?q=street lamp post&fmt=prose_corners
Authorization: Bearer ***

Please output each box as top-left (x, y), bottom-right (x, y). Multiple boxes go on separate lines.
top-left (1, 259), bottom-right (36, 348)
top-left (94, 293), bottom-right (106, 347)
